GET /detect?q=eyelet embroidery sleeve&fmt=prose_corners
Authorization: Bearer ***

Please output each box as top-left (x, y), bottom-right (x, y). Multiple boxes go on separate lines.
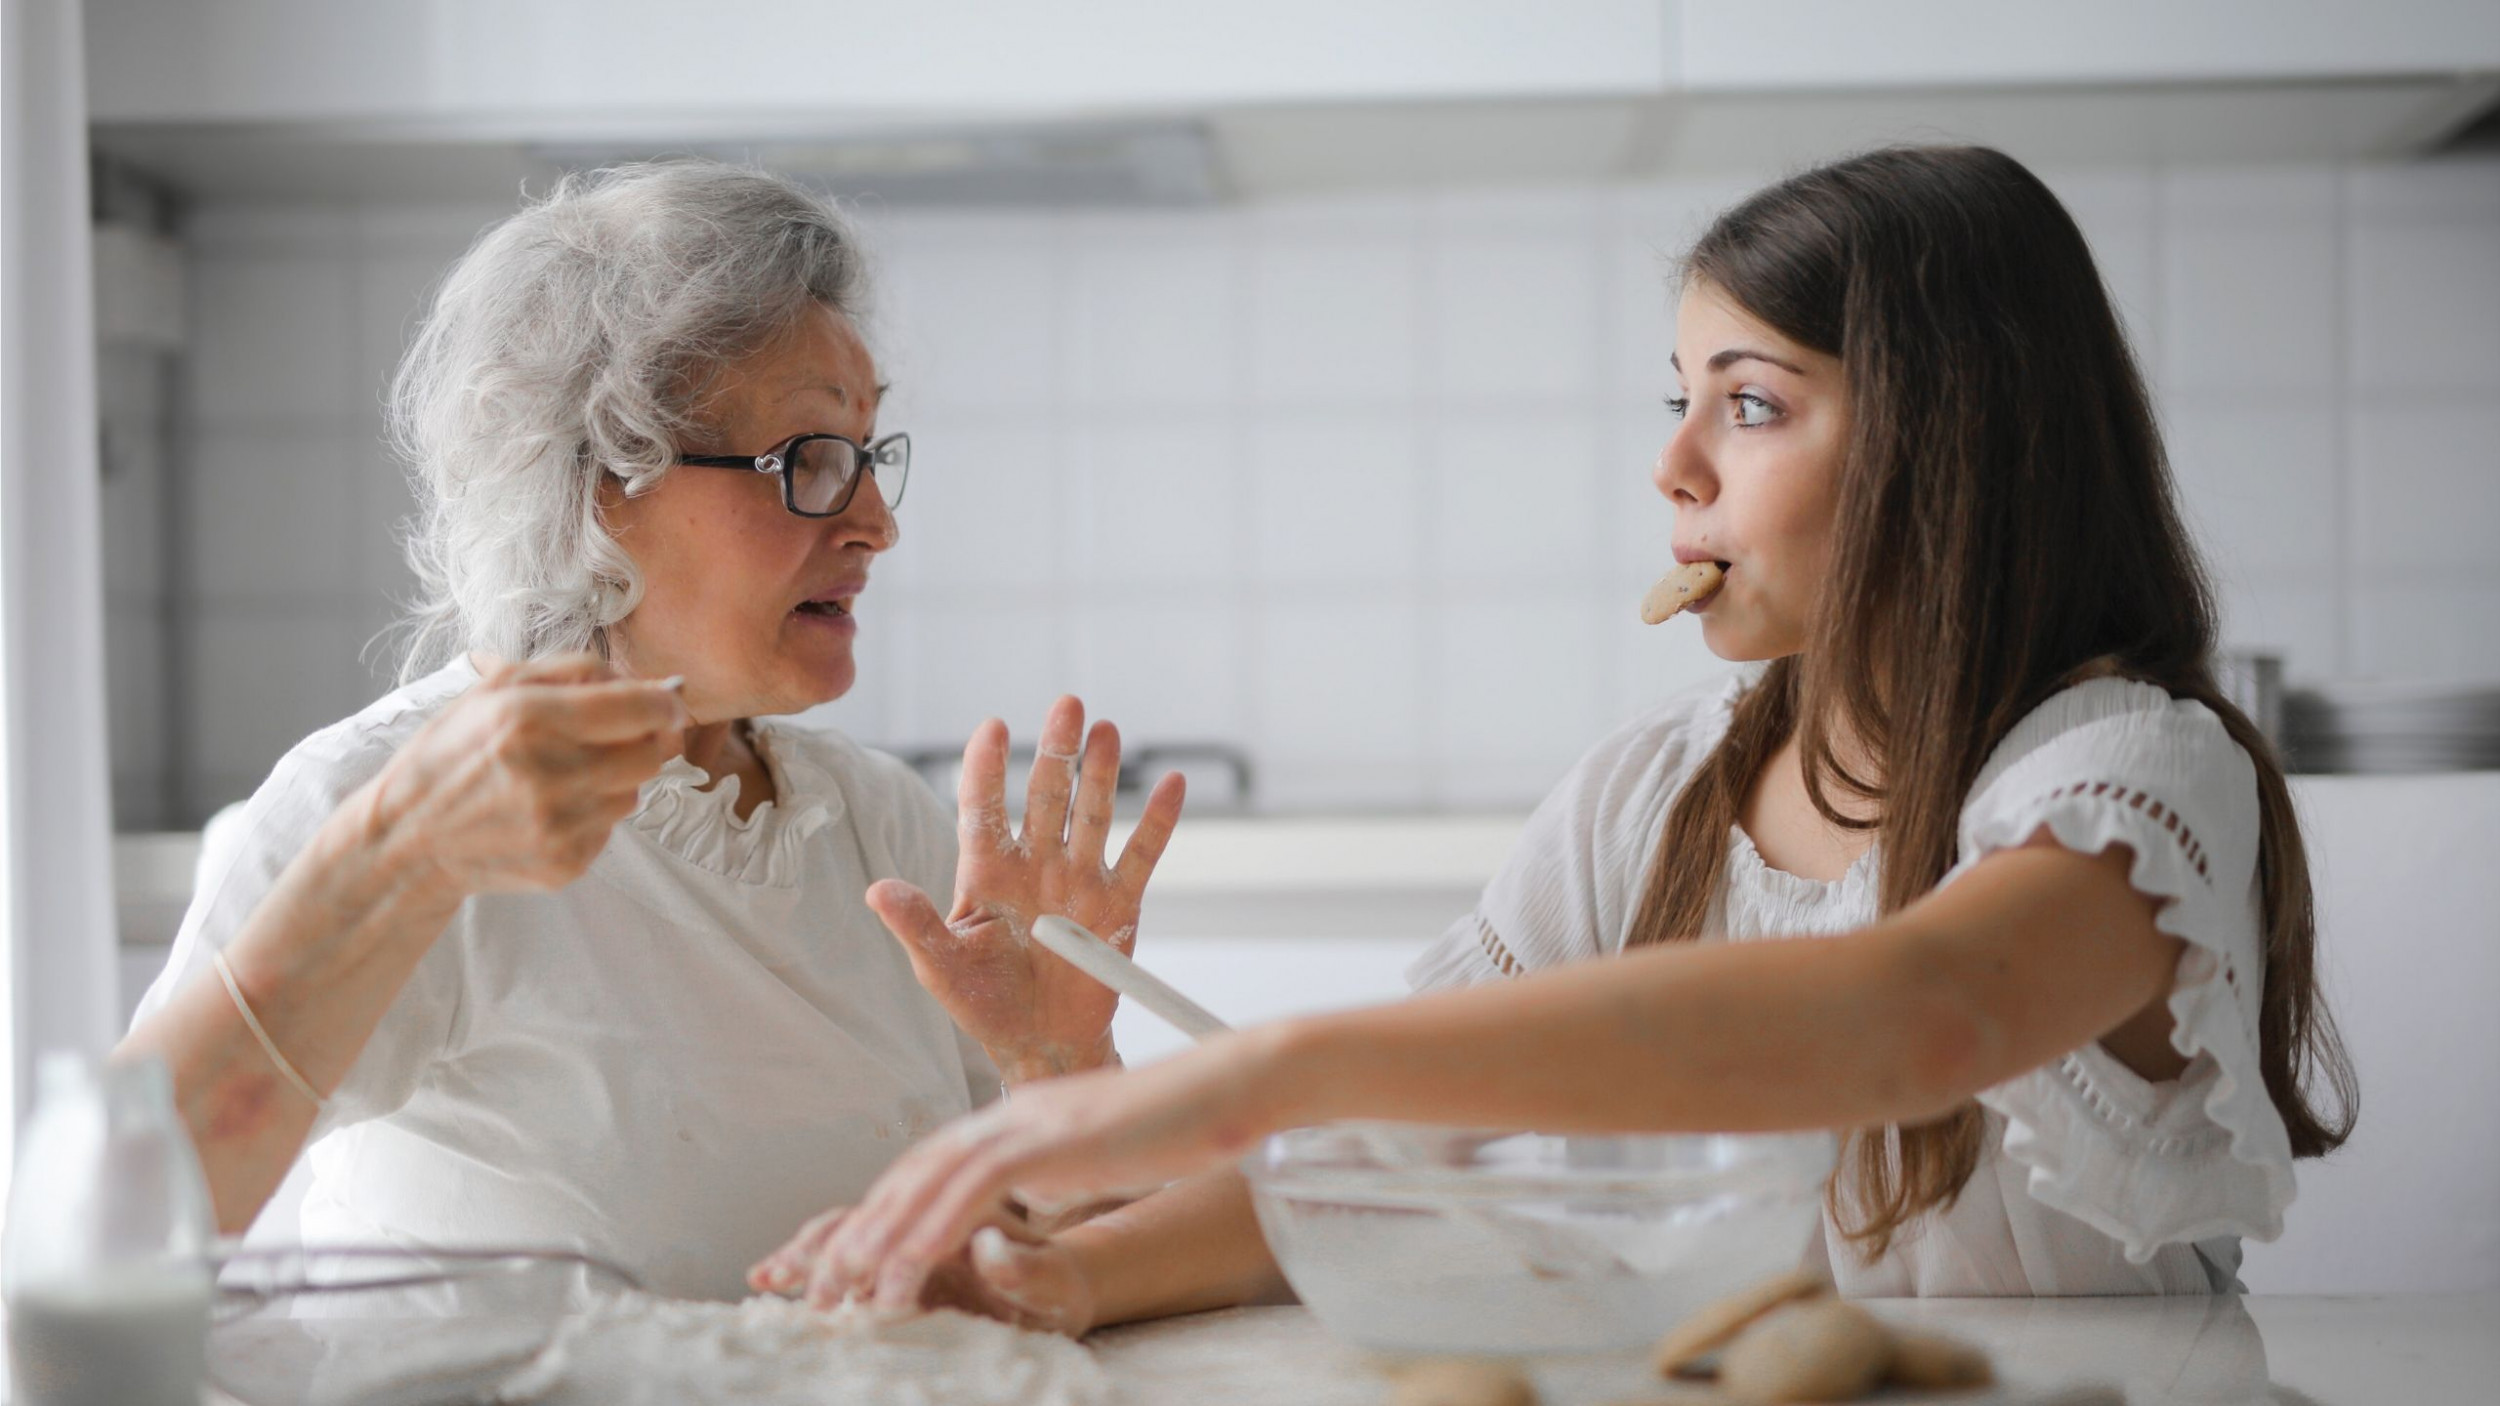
top-left (1949, 678), bottom-right (2296, 1262)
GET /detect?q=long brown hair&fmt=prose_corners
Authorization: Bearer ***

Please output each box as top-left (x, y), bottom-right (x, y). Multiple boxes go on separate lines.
top-left (1627, 147), bottom-right (2357, 1259)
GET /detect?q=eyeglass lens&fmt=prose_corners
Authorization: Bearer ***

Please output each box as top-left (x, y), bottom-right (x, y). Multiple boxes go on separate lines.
top-left (790, 437), bottom-right (909, 515)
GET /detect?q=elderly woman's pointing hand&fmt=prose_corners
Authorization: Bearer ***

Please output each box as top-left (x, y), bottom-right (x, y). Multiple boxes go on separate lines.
top-left (370, 654), bottom-right (689, 895)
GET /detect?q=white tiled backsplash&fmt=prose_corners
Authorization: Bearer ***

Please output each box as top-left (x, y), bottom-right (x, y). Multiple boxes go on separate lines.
top-left (108, 158), bottom-right (2500, 824)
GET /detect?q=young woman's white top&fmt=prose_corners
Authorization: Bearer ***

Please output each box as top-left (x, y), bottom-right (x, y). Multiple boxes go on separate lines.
top-left (131, 658), bottom-right (997, 1301)
top-left (1409, 669), bottom-right (2295, 1296)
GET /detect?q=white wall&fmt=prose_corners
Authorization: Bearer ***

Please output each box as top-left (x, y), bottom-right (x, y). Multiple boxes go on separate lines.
top-left (124, 156), bottom-right (2500, 822)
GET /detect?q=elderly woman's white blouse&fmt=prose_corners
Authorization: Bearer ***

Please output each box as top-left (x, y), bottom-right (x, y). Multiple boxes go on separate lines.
top-left (1408, 669), bottom-right (2295, 1296)
top-left (131, 658), bottom-right (997, 1301)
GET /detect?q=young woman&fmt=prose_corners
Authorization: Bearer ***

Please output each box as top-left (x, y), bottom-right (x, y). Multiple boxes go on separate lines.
top-left (752, 145), bottom-right (2358, 1322)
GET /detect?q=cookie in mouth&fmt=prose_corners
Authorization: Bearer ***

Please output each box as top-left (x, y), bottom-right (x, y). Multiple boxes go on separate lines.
top-left (1639, 560), bottom-right (1726, 624)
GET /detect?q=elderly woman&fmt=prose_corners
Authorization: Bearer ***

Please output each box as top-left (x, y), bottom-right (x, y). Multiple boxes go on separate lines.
top-left (121, 160), bottom-right (1182, 1300)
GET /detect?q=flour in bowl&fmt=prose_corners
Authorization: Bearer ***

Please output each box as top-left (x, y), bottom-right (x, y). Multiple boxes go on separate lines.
top-left (496, 1292), bottom-right (1109, 1406)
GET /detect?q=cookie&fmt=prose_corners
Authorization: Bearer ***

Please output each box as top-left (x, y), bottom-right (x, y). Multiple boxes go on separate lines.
top-left (1640, 561), bottom-right (1725, 624)
top-left (1716, 1300), bottom-right (1892, 1403)
top-left (1388, 1359), bottom-right (1537, 1406)
top-left (1650, 1271), bottom-right (1830, 1377)
top-left (1884, 1329), bottom-right (1992, 1391)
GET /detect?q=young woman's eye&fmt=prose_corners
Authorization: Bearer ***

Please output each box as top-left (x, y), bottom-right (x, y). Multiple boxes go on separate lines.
top-left (1731, 392), bottom-right (1780, 428)
top-left (1663, 395), bottom-right (1690, 420)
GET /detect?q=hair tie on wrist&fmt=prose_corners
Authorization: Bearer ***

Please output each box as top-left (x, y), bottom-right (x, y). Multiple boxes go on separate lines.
top-left (211, 947), bottom-right (329, 1112)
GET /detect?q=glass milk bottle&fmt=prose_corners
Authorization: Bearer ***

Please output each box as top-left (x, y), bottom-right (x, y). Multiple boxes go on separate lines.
top-left (4, 1052), bottom-right (215, 1406)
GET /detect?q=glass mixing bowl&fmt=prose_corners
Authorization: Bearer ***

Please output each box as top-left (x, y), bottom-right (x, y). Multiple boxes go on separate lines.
top-left (1244, 1125), bottom-right (1835, 1356)
top-left (206, 1246), bottom-right (636, 1406)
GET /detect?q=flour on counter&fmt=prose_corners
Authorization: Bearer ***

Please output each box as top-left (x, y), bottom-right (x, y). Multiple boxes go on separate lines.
top-left (497, 1292), bottom-right (1110, 1406)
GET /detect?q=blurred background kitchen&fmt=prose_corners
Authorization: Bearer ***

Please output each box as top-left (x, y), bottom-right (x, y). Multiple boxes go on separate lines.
top-left (8, 0), bottom-right (2496, 1301)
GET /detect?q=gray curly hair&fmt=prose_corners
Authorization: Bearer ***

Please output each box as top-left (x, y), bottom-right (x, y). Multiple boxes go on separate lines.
top-left (386, 160), bottom-right (870, 681)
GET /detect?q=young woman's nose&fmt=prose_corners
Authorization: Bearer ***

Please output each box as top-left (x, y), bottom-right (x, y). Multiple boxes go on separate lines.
top-left (1655, 420), bottom-right (1717, 507)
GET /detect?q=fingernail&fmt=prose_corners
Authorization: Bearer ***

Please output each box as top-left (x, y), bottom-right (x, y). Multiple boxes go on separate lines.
top-left (657, 677), bottom-right (692, 724)
top-left (971, 1227), bottom-right (1015, 1277)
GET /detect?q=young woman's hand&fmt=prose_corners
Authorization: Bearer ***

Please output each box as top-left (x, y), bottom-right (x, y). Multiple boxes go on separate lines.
top-left (869, 696), bottom-right (1185, 1084)
top-left (748, 1203), bottom-right (1099, 1336)
top-left (754, 1027), bottom-right (1297, 1313)
top-left (360, 653), bottom-right (687, 898)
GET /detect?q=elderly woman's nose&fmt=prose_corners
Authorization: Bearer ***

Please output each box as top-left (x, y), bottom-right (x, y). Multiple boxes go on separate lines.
top-left (837, 476), bottom-right (901, 552)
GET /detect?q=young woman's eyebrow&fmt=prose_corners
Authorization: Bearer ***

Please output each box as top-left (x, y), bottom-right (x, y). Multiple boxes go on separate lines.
top-left (1667, 349), bottom-right (1809, 377)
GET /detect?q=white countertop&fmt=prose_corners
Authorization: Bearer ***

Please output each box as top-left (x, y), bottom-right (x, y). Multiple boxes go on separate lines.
top-left (167, 1293), bottom-right (2499, 1405)
top-left (1088, 1295), bottom-right (2500, 1405)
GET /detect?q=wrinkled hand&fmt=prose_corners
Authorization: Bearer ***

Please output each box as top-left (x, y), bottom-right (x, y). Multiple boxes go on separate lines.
top-left (748, 1203), bottom-right (1097, 1337)
top-left (751, 1031), bottom-right (1288, 1314)
top-left (360, 653), bottom-right (687, 897)
top-left (871, 696), bottom-right (1185, 1084)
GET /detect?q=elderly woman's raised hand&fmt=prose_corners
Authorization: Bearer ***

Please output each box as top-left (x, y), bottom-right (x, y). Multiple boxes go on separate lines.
top-left (868, 696), bottom-right (1185, 1085)
top-left (362, 653), bottom-right (690, 897)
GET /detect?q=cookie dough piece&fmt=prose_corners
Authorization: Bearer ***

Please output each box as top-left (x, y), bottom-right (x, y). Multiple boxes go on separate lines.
top-left (1884, 1329), bottom-right (1993, 1391)
top-left (1388, 1359), bottom-right (1537, 1406)
top-left (1716, 1300), bottom-right (1892, 1404)
top-left (1650, 1271), bottom-right (1830, 1377)
top-left (1640, 561), bottom-right (1725, 624)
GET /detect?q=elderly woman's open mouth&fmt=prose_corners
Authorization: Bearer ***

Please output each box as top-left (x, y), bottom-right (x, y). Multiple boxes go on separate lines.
top-left (793, 580), bottom-right (864, 634)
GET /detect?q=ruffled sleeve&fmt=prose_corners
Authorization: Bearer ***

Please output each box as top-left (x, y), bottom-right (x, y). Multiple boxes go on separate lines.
top-left (1952, 677), bottom-right (2295, 1261)
top-left (1407, 672), bottom-right (1750, 993)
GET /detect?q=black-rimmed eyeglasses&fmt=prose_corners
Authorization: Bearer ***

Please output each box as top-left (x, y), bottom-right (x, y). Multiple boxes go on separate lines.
top-left (676, 432), bottom-right (911, 517)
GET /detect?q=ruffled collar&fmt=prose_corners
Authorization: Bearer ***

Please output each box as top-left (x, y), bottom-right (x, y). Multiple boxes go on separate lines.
top-left (1725, 824), bottom-right (1879, 909)
top-left (629, 720), bottom-right (846, 887)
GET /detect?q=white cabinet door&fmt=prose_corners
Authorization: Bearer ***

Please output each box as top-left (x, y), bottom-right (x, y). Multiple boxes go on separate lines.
top-left (1675, 0), bottom-right (2500, 91)
top-left (2237, 773), bottom-right (2500, 1293)
top-left (86, 0), bottom-right (1667, 128)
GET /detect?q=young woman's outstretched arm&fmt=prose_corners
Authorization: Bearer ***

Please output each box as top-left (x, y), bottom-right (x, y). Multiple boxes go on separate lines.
top-left (761, 834), bottom-right (2181, 1313)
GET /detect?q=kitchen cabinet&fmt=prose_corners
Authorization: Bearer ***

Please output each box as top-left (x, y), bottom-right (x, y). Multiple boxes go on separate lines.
top-left (88, 1), bottom-right (2499, 137)
top-left (84, 0), bottom-right (1667, 129)
top-left (1674, 0), bottom-right (2500, 92)
top-left (85, 2), bottom-right (2500, 196)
